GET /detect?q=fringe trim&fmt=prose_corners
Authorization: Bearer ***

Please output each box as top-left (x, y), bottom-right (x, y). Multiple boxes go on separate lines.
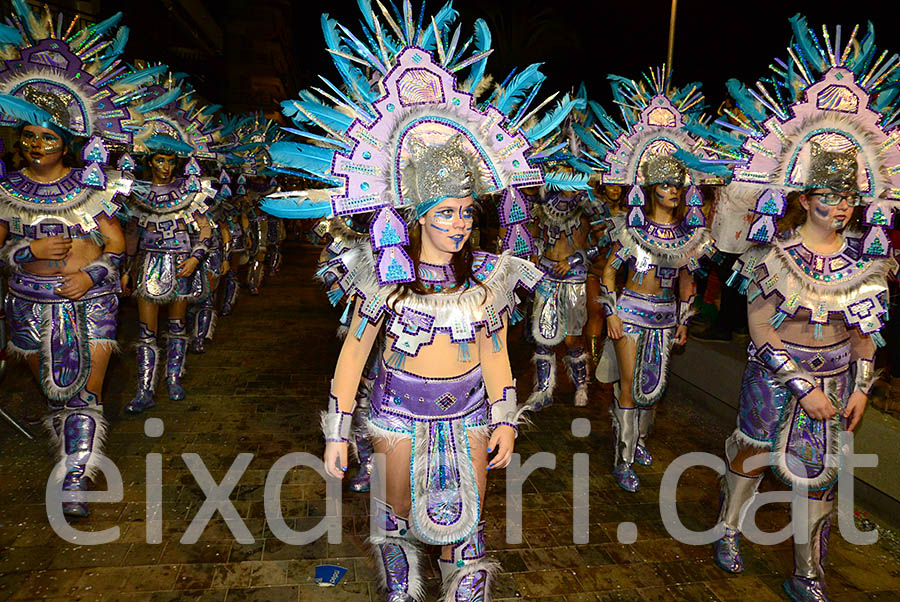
top-left (631, 326), bottom-right (675, 408)
top-left (440, 557), bottom-right (500, 602)
top-left (368, 538), bottom-right (425, 602)
top-left (771, 396), bottom-right (842, 491)
top-left (44, 407), bottom-right (109, 482)
top-left (525, 351), bottom-right (557, 408)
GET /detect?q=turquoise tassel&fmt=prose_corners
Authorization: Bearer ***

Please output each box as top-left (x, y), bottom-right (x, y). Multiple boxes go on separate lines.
top-left (737, 279), bottom-right (749, 295)
top-left (511, 307), bottom-right (524, 324)
top-left (725, 271), bottom-right (740, 287)
top-left (610, 257), bottom-right (623, 269)
top-left (747, 287), bottom-right (763, 303)
top-left (631, 271), bottom-right (644, 284)
top-left (386, 351), bottom-right (407, 369)
top-left (605, 246), bottom-right (614, 259)
top-left (354, 316), bottom-right (369, 339)
top-left (327, 287), bottom-right (344, 306)
top-left (458, 341), bottom-right (472, 362)
top-left (491, 332), bottom-right (503, 353)
top-left (769, 311), bottom-right (787, 329)
top-left (814, 323), bottom-right (823, 340)
top-left (339, 300), bottom-right (353, 326)
top-left (873, 331), bottom-right (886, 348)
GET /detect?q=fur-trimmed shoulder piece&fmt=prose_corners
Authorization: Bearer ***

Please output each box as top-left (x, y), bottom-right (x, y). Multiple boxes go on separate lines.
top-left (606, 214), bottom-right (716, 287)
top-left (320, 241), bottom-right (543, 362)
top-left (731, 230), bottom-right (897, 337)
top-left (0, 169), bottom-right (132, 237)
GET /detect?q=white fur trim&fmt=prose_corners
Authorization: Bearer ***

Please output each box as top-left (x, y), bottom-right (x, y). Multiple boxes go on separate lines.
top-left (369, 538), bottom-right (425, 602)
top-left (440, 557), bottom-right (500, 602)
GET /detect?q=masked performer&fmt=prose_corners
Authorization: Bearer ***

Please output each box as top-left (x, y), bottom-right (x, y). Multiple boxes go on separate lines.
top-left (526, 90), bottom-right (610, 409)
top-left (122, 76), bottom-right (217, 413)
top-left (711, 17), bottom-right (898, 602)
top-left (260, 3), bottom-right (582, 597)
top-left (0, 7), bottom-right (156, 515)
top-left (592, 71), bottom-right (728, 492)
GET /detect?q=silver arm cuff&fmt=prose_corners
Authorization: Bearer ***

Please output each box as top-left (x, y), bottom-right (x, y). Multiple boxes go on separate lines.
top-left (489, 383), bottom-right (525, 436)
top-left (853, 358), bottom-right (876, 395)
top-left (754, 343), bottom-right (816, 400)
top-left (677, 295), bottom-right (697, 326)
top-left (598, 285), bottom-right (617, 317)
top-left (321, 381), bottom-right (356, 443)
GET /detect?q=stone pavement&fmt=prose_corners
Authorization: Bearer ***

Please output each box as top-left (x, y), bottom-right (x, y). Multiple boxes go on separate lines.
top-left (0, 241), bottom-right (899, 601)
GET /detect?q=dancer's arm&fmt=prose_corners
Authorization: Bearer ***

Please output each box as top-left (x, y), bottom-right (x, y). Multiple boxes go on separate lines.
top-left (601, 243), bottom-right (623, 339)
top-left (478, 315), bottom-right (516, 470)
top-left (323, 298), bottom-right (383, 478)
top-left (844, 328), bottom-right (875, 431)
top-left (674, 269), bottom-right (696, 346)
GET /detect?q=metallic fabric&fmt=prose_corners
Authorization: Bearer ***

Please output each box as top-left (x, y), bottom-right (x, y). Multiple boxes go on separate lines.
top-left (166, 323), bottom-right (189, 401)
top-left (531, 274), bottom-right (587, 346)
top-left (565, 348), bottom-right (589, 407)
top-left (221, 272), bottom-right (239, 316)
top-left (610, 399), bottom-right (640, 492)
top-left (713, 528), bottom-right (744, 574)
top-left (439, 522), bottom-right (491, 602)
top-left (125, 341), bottom-right (158, 414)
top-left (528, 346), bottom-right (555, 411)
top-left (739, 340), bottom-right (850, 488)
top-left (635, 406), bottom-right (656, 466)
top-left (641, 154), bottom-right (687, 187)
top-left (406, 134), bottom-right (477, 214)
top-left (371, 499), bottom-right (421, 602)
top-left (619, 289), bottom-right (677, 407)
top-left (783, 577), bottom-right (831, 602)
top-left (7, 272), bottom-right (118, 401)
top-left (247, 259), bottom-right (264, 295)
top-left (806, 142), bottom-right (857, 192)
top-left (191, 302), bottom-right (215, 354)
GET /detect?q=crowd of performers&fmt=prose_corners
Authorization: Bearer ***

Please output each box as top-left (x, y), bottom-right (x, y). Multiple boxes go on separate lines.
top-left (0, 4), bottom-right (290, 515)
top-left (2, 2), bottom-right (900, 602)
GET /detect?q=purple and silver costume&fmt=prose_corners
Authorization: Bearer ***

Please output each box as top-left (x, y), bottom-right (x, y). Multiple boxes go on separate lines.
top-left (587, 72), bottom-right (725, 493)
top-left (125, 175), bottom-right (216, 412)
top-left (710, 18), bottom-right (900, 600)
top-left (528, 190), bottom-right (606, 409)
top-left (0, 5), bottom-right (147, 518)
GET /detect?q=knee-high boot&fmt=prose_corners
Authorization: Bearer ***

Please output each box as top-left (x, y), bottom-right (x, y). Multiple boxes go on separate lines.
top-left (564, 347), bottom-right (590, 407)
top-left (166, 318), bottom-right (189, 401)
top-left (610, 391), bottom-right (640, 492)
top-left (125, 327), bottom-right (159, 414)
top-left (526, 346), bottom-right (556, 410)
top-left (349, 362), bottom-right (376, 493)
top-left (221, 271), bottom-right (239, 316)
top-left (783, 493), bottom-right (834, 602)
top-left (371, 499), bottom-right (424, 602)
top-left (713, 433), bottom-right (764, 573)
top-left (439, 521), bottom-right (498, 602)
top-left (46, 389), bottom-right (107, 517)
top-left (634, 406), bottom-right (656, 466)
top-left (191, 297), bottom-right (216, 354)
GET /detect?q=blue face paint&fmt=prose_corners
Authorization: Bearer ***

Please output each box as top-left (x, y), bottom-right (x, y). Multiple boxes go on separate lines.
top-left (429, 223), bottom-right (450, 232)
top-left (813, 203), bottom-right (831, 219)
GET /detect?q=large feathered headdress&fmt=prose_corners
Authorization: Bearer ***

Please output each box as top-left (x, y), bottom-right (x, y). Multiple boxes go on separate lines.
top-left (260, 0), bottom-right (582, 282)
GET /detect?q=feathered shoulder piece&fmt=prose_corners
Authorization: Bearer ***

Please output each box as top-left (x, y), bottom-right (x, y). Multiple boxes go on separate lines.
top-left (604, 213), bottom-right (717, 288)
top-left (0, 168), bottom-right (132, 237)
top-left (127, 176), bottom-right (215, 235)
top-left (318, 239), bottom-right (543, 368)
top-left (725, 15), bottom-right (900, 259)
top-left (729, 229), bottom-right (897, 342)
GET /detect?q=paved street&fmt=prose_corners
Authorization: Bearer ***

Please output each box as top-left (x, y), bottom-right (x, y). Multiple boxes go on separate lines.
top-left (0, 242), bottom-right (898, 601)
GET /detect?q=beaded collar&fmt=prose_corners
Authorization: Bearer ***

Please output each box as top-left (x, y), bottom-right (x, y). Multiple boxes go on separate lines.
top-left (0, 168), bottom-right (132, 238)
top-left (417, 260), bottom-right (456, 291)
top-left (783, 237), bottom-right (862, 285)
top-left (130, 178), bottom-right (196, 214)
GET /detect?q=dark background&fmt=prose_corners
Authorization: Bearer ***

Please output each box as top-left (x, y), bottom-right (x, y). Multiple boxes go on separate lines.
top-left (12, 0), bottom-right (897, 115)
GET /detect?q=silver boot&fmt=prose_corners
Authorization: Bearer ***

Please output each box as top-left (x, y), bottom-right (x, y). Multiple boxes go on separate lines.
top-left (610, 394), bottom-right (640, 492)
top-left (634, 406), bottom-right (656, 466)
top-left (783, 495), bottom-right (834, 602)
top-left (438, 521), bottom-right (498, 602)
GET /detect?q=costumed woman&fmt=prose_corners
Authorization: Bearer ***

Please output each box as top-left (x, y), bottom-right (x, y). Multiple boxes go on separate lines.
top-left (0, 6), bottom-right (153, 515)
top-left (525, 85), bottom-right (610, 410)
top-left (121, 74), bottom-right (217, 413)
top-left (593, 70), bottom-right (727, 492)
top-left (711, 17), bottom-right (898, 602)
top-left (259, 3), bottom-right (578, 598)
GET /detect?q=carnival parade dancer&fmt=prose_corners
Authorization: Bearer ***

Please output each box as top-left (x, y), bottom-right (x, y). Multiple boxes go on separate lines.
top-left (258, 2), bottom-right (581, 597)
top-left (0, 5), bottom-right (158, 515)
top-left (586, 184), bottom-right (623, 368)
top-left (710, 17), bottom-right (898, 602)
top-left (244, 175), bottom-right (271, 295)
top-left (526, 87), bottom-right (611, 410)
top-left (121, 74), bottom-right (217, 413)
top-left (218, 172), bottom-right (245, 316)
top-left (187, 175), bottom-right (231, 353)
top-left (592, 70), bottom-right (727, 492)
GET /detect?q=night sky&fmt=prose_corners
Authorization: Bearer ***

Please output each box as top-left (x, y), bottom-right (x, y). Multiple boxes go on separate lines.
top-left (291, 0), bottom-right (895, 111)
